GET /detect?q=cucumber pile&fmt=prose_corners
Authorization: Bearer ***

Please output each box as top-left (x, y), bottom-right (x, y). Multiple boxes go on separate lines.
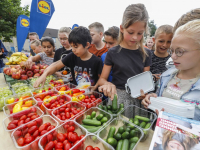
top-left (81, 111), bottom-right (109, 133)
top-left (98, 94), bottom-right (124, 114)
top-left (105, 125), bottom-right (141, 150)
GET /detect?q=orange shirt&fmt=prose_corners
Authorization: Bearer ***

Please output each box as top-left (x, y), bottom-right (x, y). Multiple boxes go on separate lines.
top-left (89, 44), bottom-right (108, 57)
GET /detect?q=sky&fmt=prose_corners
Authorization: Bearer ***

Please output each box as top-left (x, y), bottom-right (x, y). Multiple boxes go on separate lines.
top-left (21, 0), bottom-right (200, 31)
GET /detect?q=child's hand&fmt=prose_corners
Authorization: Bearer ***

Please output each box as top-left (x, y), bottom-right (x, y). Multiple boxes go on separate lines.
top-left (55, 71), bottom-right (63, 77)
top-left (24, 61), bottom-right (33, 69)
top-left (155, 108), bottom-right (164, 116)
top-left (33, 74), bottom-right (46, 88)
top-left (141, 93), bottom-right (157, 109)
top-left (137, 89), bottom-right (147, 100)
top-left (98, 83), bottom-right (117, 100)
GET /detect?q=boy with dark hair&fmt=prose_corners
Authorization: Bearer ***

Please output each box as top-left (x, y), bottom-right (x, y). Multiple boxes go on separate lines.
top-left (33, 26), bottom-right (103, 88)
top-left (88, 22), bottom-right (108, 57)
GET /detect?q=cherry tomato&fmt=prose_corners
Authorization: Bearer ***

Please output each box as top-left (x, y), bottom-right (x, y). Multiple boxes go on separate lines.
top-left (9, 120), bottom-right (18, 125)
top-left (20, 115), bottom-right (27, 120)
top-left (66, 112), bottom-right (71, 119)
top-left (39, 124), bottom-right (48, 132)
top-left (40, 130), bottom-right (48, 135)
top-left (85, 96), bottom-right (89, 99)
top-left (31, 107), bottom-right (37, 112)
top-left (31, 115), bottom-right (39, 120)
top-left (93, 147), bottom-right (100, 150)
top-left (68, 133), bottom-right (79, 143)
top-left (28, 126), bottom-right (38, 134)
top-left (87, 104), bottom-right (92, 109)
top-left (55, 142), bottom-right (63, 149)
top-left (7, 123), bottom-right (17, 130)
top-left (24, 133), bottom-right (31, 138)
top-left (85, 145), bottom-right (94, 150)
top-left (66, 104), bottom-right (71, 108)
top-left (17, 137), bottom-right (25, 146)
top-left (45, 103), bottom-right (51, 108)
top-left (57, 133), bottom-right (65, 142)
top-left (32, 130), bottom-right (39, 139)
top-left (25, 117), bottom-right (31, 123)
top-left (63, 124), bottom-right (69, 130)
top-left (63, 142), bottom-right (71, 150)
top-left (60, 112), bottom-right (65, 116)
top-left (40, 136), bottom-right (47, 147)
top-left (18, 120), bottom-right (25, 126)
top-left (24, 136), bottom-right (34, 144)
top-left (47, 134), bottom-right (53, 142)
top-left (22, 127), bottom-right (29, 135)
top-left (13, 130), bottom-right (22, 137)
top-left (27, 121), bottom-right (37, 128)
top-left (63, 140), bottom-right (69, 145)
top-left (59, 108), bottom-right (65, 112)
top-left (61, 115), bottom-right (66, 120)
top-left (79, 135), bottom-right (85, 140)
top-left (27, 112), bottom-right (36, 118)
top-left (31, 140), bottom-right (39, 150)
top-left (67, 126), bottom-right (75, 132)
top-left (44, 141), bottom-right (55, 150)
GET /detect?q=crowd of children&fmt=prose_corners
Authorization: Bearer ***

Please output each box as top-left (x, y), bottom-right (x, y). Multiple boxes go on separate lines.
top-left (26, 4), bottom-right (200, 123)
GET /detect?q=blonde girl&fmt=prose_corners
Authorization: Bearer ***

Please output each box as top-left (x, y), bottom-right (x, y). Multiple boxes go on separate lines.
top-left (30, 40), bottom-right (42, 54)
top-left (142, 20), bottom-right (200, 121)
top-left (145, 37), bottom-right (154, 50)
top-left (98, 4), bottom-right (152, 109)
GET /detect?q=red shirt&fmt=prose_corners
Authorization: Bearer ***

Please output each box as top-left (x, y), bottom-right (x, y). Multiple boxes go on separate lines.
top-left (89, 44), bottom-right (108, 57)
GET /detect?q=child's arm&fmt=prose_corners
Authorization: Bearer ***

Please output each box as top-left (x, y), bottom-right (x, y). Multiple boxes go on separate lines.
top-left (24, 55), bottom-right (42, 68)
top-left (97, 64), bottom-right (117, 100)
top-left (33, 60), bottom-right (65, 88)
top-left (144, 66), bottom-right (150, 72)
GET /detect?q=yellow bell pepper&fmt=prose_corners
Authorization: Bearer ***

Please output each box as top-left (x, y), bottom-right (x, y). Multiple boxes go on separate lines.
top-left (19, 97), bottom-right (23, 101)
top-left (72, 97), bottom-right (79, 102)
top-left (39, 90), bottom-right (43, 93)
top-left (59, 91), bottom-right (65, 95)
top-left (21, 107), bottom-right (30, 111)
top-left (7, 98), bottom-right (14, 104)
top-left (65, 90), bottom-right (71, 94)
top-left (13, 104), bottom-right (22, 113)
top-left (17, 100), bottom-right (23, 106)
top-left (78, 94), bottom-right (85, 100)
top-left (50, 84), bottom-right (54, 87)
top-left (25, 100), bottom-right (33, 104)
top-left (43, 96), bottom-right (57, 104)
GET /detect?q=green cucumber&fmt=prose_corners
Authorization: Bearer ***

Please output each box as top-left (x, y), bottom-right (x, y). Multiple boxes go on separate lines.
top-left (125, 127), bottom-right (131, 132)
top-left (121, 139), bottom-right (129, 150)
top-left (103, 106), bottom-right (108, 112)
top-left (93, 118), bottom-right (97, 120)
top-left (100, 117), bottom-right (108, 123)
top-left (140, 122), bottom-right (147, 128)
top-left (82, 119), bottom-right (101, 126)
top-left (114, 133), bottom-right (122, 140)
top-left (98, 104), bottom-right (103, 110)
top-left (133, 118), bottom-right (140, 125)
top-left (86, 115), bottom-right (92, 119)
top-left (129, 137), bottom-right (139, 143)
top-left (107, 137), bottom-right (117, 148)
top-left (129, 118), bottom-right (134, 123)
top-left (122, 131), bottom-right (129, 139)
top-left (117, 126), bottom-right (125, 134)
top-left (127, 123), bottom-right (135, 130)
top-left (91, 111), bottom-right (96, 119)
top-left (106, 127), bottom-right (116, 141)
top-left (135, 115), bottom-right (150, 122)
top-left (87, 126), bottom-right (101, 133)
top-left (144, 123), bottom-right (151, 129)
top-left (130, 130), bottom-right (137, 138)
top-left (107, 105), bottom-right (112, 110)
top-left (117, 107), bottom-right (124, 113)
top-left (108, 110), bottom-right (113, 114)
top-left (129, 142), bottom-right (136, 150)
top-left (116, 140), bottom-right (123, 150)
top-left (120, 103), bottom-right (124, 108)
top-left (96, 114), bottom-right (104, 121)
top-left (112, 94), bottom-right (118, 111)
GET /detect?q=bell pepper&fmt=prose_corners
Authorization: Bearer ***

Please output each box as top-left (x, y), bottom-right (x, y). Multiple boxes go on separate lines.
top-left (13, 104), bottom-right (22, 113)
top-left (22, 100), bottom-right (33, 107)
top-left (78, 94), bottom-right (85, 100)
top-left (50, 84), bottom-right (55, 87)
top-left (43, 95), bottom-right (51, 101)
top-left (44, 96), bottom-right (57, 104)
top-left (21, 107), bottom-right (30, 111)
top-left (20, 95), bottom-right (30, 99)
top-left (7, 98), bottom-right (14, 104)
top-left (17, 100), bottom-right (23, 106)
top-left (59, 87), bottom-right (66, 91)
top-left (73, 92), bottom-right (83, 97)
top-left (65, 90), bottom-right (71, 94)
top-left (72, 97), bottom-right (79, 102)
top-left (59, 91), bottom-right (65, 95)
top-left (70, 89), bottom-right (80, 95)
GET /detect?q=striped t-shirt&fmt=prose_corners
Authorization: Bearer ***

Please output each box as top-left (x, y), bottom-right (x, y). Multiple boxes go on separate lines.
top-left (38, 52), bottom-right (54, 66)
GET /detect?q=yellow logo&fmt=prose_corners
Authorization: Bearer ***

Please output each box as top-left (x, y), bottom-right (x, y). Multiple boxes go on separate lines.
top-left (38, 1), bottom-right (50, 14)
top-left (21, 19), bottom-right (29, 27)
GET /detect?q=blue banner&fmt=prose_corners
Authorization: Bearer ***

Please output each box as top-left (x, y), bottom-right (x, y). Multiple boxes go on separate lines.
top-left (16, 15), bottom-right (30, 52)
top-left (29, 0), bottom-right (55, 39)
top-left (72, 24), bottom-right (79, 30)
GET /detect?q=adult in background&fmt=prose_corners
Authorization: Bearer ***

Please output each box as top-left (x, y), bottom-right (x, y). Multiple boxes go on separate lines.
top-left (29, 32), bottom-right (39, 56)
top-left (0, 40), bottom-right (8, 73)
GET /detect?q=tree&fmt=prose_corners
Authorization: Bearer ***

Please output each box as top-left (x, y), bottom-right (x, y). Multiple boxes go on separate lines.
top-left (148, 20), bottom-right (157, 37)
top-left (0, 0), bottom-right (30, 42)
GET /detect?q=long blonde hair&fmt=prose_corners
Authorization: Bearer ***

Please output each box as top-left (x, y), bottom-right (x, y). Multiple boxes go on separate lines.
top-left (119, 3), bottom-right (149, 62)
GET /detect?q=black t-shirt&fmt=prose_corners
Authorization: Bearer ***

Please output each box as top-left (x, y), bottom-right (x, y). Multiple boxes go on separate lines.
top-left (150, 51), bottom-right (170, 74)
top-left (62, 53), bottom-right (103, 86)
top-left (105, 45), bottom-right (152, 90)
top-left (30, 49), bottom-right (35, 56)
top-left (54, 47), bottom-right (72, 71)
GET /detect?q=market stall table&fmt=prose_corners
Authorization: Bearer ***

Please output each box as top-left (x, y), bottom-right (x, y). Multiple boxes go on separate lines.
top-left (0, 73), bottom-right (154, 149)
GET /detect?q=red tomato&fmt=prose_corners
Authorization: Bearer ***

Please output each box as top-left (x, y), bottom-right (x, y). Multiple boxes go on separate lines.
top-left (13, 130), bottom-right (22, 137)
top-left (27, 112), bottom-right (36, 118)
top-left (85, 96), bottom-right (89, 99)
top-left (50, 99), bottom-right (56, 104)
top-left (18, 120), bottom-right (25, 126)
top-left (55, 142), bottom-right (63, 149)
top-left (92, 98), bottom-right (96, 100)
top-left (79, 135), bottom-right (85, 140)
top-left (68, 133), bottom-right (79, 143)
top-left (50, 103), bottom-right (56, 108)
top-left (40, 130), bottom-right (48, 135)
top-left (56, 115), bottom-right (61, 120)
top-left (20, 115), bottom-right (27, 121)
top-left (64, 133), bottom-right (68, 139)
top-left (63, 142), bottom-right (71, 150)
top-left (32, 130), bottom-right (39, 138)
top-left (65, 108), bottom-right (71, 112)
top-left (36, 118), bottom-right (43, 126)
top-left (31, 140), bottom-right (39, 150)
top-left (87, 104), bottom-right (92, 109)
top-left (22, 127), bottom-right (29, 135)
top-left (59, 108), bottom-right (65, 112)
top-left (66, 112), bottom-right (71, 119)
top-left (60, 112), bottom-right (65, 116)
top-left (24, 136), bottom-right (34, 144)
top-left (63, 140), bottom-right (69, 145)
top-left (54, 140), bottom-right (58, 145)
top-left (67, 126), bottom-right (75, 132)
top-left (28, 126), bottom-right (38, 134)
top-left (31, 107), bottom-right (37, 112)
top-left (63, 124), bottom-right (69, 130)
top-left (45, 122), bottom-right (51, 127)
top-left (72, 110), bottom-right (78, 115)
top-left (7, 123), bottom-right (17, 130)
top-left (67, 132), bottom-right (73, 140)
top-left (24, 133), bottom-right (31, 138)
top-left (38, 124), bottom-right (48, 132)
top-left (93, 147), bottom-right (100, 150)
top-left (57, 133), bottom-right (65, 142)
top-left (24, 117), bottom-right (31, 123)
top-left (47, 133), bottom-right (53, 142)
top-left (27, 121), bottom-right (37, 128)
top-left (31, 115), bottom-right (39, 120)
top-left (90, 95), bottom-right (95, 98)
top-left (61, 115), bottom-right (66, 120)
top-left (66, 104), bottom-right (71, 108)
top-left (9, 120), bottom-right (18, 125)
top-left (40, 136), bottom-right (47, 147)
top-left (45, 103), bottom-right (51, 108)
top-left (44, 141), bottom-right (55, 150)
top-left (17, 137), bottom-right (25, 146)
top-left (85, 145), bottom-right (94, 150)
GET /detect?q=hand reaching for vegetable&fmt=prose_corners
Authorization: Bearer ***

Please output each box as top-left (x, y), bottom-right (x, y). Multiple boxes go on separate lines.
top-left (98, 83), bottom-right (117, 100)
top-left (33, 74), bottom-right (46, 88)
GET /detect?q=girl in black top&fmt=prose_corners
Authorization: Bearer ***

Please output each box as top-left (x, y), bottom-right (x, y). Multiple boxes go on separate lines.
top-left (54, 27), bottom-right (72, 77)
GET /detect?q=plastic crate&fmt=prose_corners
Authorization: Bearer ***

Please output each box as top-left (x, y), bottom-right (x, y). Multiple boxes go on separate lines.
top-left (71, 134), bottom-right (115, 150)
top-left (9, 80), bottom-right (28, 88)
top-left (13, 84), bottom-right (33, 95)
top-left (39, 120), bottom-right (87, 150)
top-left (98, 118), bottom-right (144, 150)
top-left (54, 83), bottom-right (77, 95)
top-left (31, 85), bottom-right (54, 96)
top-left (75, 107), bottom-right (112, 134)
top-left (11, 115), bottom-right (59, 150)
top-left (41, 94), bottom-right (71, 115)
top-left (97, 98), bottom-right (124, 118)
top-left (3, 97), bottom-right (38, 116)
top-left (119, 105), bottom-right (157, 142)
top-left (52, 101), bottom-right (86, 124)
top-left (2, 106), bottom-right (44, 135)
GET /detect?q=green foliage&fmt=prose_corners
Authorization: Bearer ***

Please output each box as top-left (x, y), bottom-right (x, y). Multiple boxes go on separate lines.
top-left (0, 0), bottom-right (30, 42)
top-left (148, 20), bottom-right (157, 37)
